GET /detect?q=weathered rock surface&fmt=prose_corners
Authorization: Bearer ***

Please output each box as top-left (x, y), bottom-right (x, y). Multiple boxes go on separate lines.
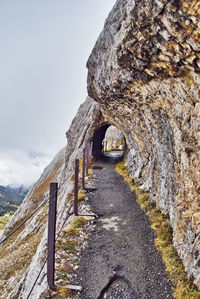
top-left (1, 0), bottom-right (200, 297)
top-left (87, 0), bottom-right (200, 288)
top-left (0, 97), bottom-right (103, 298)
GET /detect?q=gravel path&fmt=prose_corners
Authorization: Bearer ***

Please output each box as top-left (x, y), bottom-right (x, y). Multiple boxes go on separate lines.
top-left (76, 160), bottom-right (173, 299)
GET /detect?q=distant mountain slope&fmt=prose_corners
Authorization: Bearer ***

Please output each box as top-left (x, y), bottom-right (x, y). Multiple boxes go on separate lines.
top-left (0, 185), bottom-right (28, 216)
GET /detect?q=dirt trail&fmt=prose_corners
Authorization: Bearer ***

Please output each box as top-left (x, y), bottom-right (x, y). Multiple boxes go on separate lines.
top-left (76, 159), bottom-right (173, 299)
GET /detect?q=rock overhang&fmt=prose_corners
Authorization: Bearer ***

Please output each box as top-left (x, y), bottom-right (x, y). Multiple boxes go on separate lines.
top-left (1, 0), bottom-right (200, 296)
top-left (86, 0), bottom-right (200, 288)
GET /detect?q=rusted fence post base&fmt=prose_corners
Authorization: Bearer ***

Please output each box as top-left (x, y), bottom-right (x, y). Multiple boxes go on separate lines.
top-left (47, 181), bottom-right (83, 292)
top-left (82, 149), bottom-right (86, 190)
top-left (47, 182), bottom-right (58, 289)
top-left (74, 159), bottom-right (79, 216)
top-left (86, 143), bottom-right (90, 175)
top-left (90, 141), bottom-right (93, 160)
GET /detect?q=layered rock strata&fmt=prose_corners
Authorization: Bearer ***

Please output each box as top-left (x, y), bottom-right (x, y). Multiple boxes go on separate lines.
top-left (0, 98), bottom-right (103, 298)
top-left (1, 0), bottom-right (200, 297)
top-left (87, 0), bottom-right (200, 287)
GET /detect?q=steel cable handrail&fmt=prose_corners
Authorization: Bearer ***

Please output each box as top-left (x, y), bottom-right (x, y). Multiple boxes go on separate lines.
top-left (0, 145), bottom-right (91, 298)
top-left (0, 173), bottom-right (70, 246)
top-left (0, 198), bottom-right (49, 246)
top-left (26, 204), bottom-right (69, 298)
top-left (26, 166), bottom-right (83, 298)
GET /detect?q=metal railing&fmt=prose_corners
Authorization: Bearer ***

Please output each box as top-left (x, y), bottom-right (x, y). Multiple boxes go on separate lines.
top-left (0, 141), bottom-right (95, 298)
top-left (46, 141), bottom-right (95, 293)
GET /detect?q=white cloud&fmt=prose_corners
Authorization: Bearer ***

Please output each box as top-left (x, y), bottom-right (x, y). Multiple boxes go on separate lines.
top-left (0, 149), bottom-right (52, 187)
top-left (0, 0), bottom-right (116, 186)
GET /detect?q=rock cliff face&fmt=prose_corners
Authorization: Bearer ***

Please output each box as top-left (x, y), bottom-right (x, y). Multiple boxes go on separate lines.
top-left (0, 98), bottom-right (103, 298)
top-left (1, 0), bottom-right (200, 296)
top-left (86, 0), bottom-right (200, 287)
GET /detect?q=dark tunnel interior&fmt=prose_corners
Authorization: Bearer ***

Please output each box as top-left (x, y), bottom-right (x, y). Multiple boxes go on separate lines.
top-left (91, 124), bottom-right (126, 161)
top-left (92, 124), bottom-right (110, 160)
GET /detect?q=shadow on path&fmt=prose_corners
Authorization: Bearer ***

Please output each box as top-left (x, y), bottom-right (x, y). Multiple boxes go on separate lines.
top-left (76, 159), bottom-right (173, 299)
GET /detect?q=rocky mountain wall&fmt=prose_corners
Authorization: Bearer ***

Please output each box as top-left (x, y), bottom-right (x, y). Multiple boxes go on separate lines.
top-left (1, 0), bottom-right (200, 296)
top-left (86, 0), bottom-right (200, 287)
top-left (0, 98), bottom-right (103, 298)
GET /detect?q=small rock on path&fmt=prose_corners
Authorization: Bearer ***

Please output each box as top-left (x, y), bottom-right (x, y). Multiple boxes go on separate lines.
top-left (75, 160), bottom-right (173, 299)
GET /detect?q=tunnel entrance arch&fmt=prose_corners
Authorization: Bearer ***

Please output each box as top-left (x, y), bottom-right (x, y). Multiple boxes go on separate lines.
top-left (91, 123), bottom-right (126, 161)
top-left (92, 124), bottom-right (110, 160)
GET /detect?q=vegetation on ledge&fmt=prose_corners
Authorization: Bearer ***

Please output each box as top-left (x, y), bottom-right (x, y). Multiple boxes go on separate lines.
top-left (42, 216), bottom-right (88, 298)
top-left (0, 185), bottom-right (28, 218)
top-left (116, 160), bottom-right (200, 299)
top-left (0, 213), bottom-right (13, 231)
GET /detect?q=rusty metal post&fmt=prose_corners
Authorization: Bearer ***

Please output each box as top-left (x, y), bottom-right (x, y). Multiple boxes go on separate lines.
top-left (86, 143), bottom-right (90, 174)
top-left (74, 159), bottom-right (79, 216)
top-left (82, 149), bottom-right (86, 190)
top-left (47, 182), bottom-right (58, 289)
top-left (90, 141), bottom-right (93, 159)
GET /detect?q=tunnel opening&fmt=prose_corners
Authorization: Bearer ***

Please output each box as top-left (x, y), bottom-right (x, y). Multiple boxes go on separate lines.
top-left (92, 124), bottom-right (126, 162)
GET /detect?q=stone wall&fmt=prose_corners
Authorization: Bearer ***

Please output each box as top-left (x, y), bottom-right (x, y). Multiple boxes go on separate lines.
top-left (86, 0), bottom-right (200, 287)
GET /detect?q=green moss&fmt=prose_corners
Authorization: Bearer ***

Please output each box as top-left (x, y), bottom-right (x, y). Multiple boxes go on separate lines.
top-left (57, 288), bottom-right (72, 298)
top-left (116, 160), bottom-right (200, 298)
top-left (57, 239), bottom-right (78, 252)
top-left (62, 226), bottom-right (79, 236)
top-left (71, 216), bottom-right (87, 228)
top-left (116, 160), bottom-right (128, 174)
top-left (56, 272), bottom-right (68, 280)
top-left (136, 193), bottom-right (154, 211)
top-left (78, 191), bottom-right (85, 202)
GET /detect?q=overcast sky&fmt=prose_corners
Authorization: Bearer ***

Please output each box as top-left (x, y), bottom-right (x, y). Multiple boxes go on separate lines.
top-left (0, 0), bottom-right (116, 187)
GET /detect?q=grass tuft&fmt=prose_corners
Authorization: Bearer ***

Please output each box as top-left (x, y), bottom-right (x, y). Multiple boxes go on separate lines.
top-left (62, 226), bottom-right (79, 236)
top-left (78, 191), bottom-right (85, 202)
top-left (57, 238), bottom-right (78, 252)
top-left (71, 216), bottom-right (87, 228)
top-left (57, 288), bottom-right (72, 298)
